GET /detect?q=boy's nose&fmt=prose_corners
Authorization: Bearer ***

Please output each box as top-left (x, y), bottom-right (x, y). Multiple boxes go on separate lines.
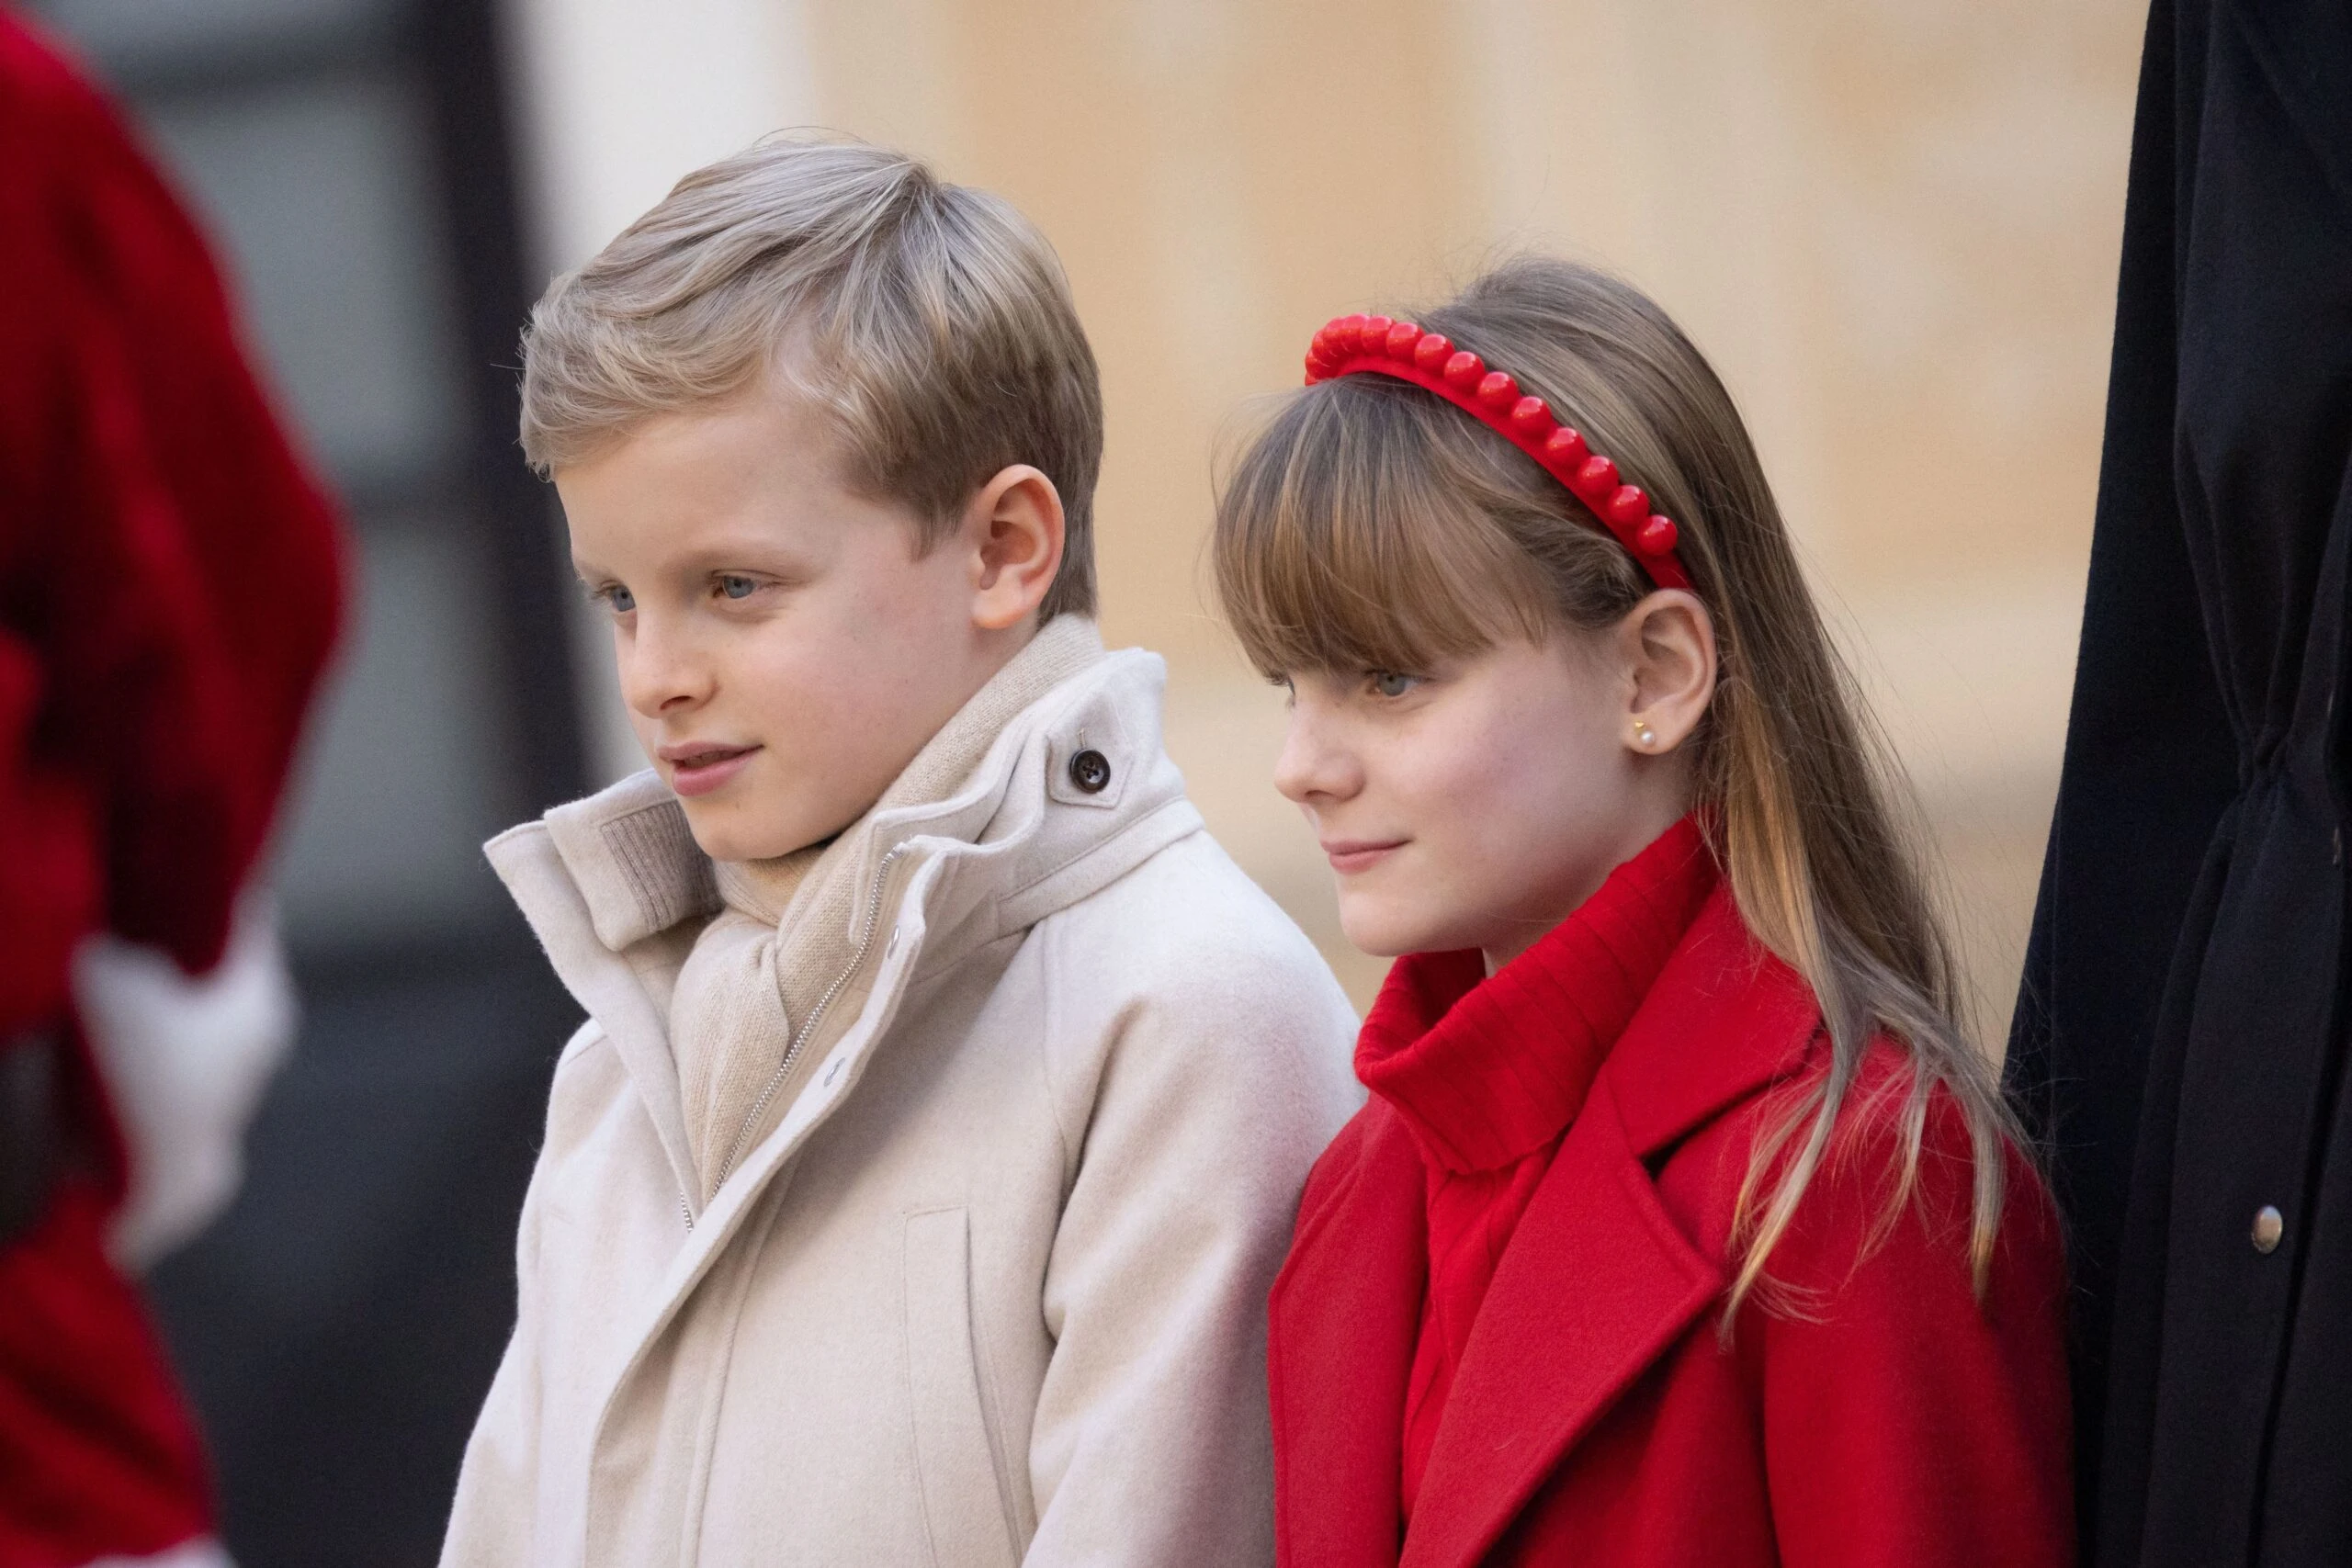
top-left (617, 620), bottom-right (713, 718)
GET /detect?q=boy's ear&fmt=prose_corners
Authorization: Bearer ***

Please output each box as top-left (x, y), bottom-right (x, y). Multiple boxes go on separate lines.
top-left (965, 464), bottom-right (1066, 632)
top-left (1618, 589), bottom-right (1718, 754)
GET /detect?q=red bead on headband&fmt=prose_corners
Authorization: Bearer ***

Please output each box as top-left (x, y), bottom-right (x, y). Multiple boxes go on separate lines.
top-left (1303, 313), bottom-right (1691, 592)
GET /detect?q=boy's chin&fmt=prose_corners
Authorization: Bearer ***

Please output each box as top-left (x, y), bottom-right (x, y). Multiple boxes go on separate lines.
top-left (677, 795), bottom-right (832, 865)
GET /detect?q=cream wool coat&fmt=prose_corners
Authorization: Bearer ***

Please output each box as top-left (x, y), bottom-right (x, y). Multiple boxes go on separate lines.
top-left (439, 647), bottom-right (1362, 1568)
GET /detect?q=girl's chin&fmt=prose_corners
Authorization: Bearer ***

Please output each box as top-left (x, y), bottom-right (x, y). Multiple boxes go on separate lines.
top-left (1337, 898), bottom-right (1474, 960)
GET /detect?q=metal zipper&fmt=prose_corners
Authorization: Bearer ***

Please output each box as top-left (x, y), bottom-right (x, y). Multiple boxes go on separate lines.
top-left (708, 842), bottom-right (911, 1194)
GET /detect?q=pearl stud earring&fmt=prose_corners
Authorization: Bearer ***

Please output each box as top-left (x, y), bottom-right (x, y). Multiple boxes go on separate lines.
top-left (1634, 720), bottom-right (1657, 749)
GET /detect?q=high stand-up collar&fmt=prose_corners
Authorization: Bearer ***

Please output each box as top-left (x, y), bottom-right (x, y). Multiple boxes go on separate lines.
top-left (1355, 817), bottom-right (1717, 1174)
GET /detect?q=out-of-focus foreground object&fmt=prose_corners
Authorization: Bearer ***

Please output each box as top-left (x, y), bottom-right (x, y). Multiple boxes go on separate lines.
top-left (21, 0), bottom-right (595, 1559)
top-left (76, 898), bottom-right (298, 1272)
top-left (2007, 2), bottom-right (2352, 1564)
top-left (0, 12), bottom-right (344, 1564)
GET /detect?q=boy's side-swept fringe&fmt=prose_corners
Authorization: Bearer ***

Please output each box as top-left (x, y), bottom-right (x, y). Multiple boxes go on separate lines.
top-left (518, 133), bottom-right (1104, 620)
top-left (1213, 256), bottom-right (2025, 1329)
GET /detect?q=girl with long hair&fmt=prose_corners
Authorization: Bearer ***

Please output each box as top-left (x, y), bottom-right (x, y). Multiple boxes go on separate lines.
top-left (1220, 257), bottom-right (2071, 1567)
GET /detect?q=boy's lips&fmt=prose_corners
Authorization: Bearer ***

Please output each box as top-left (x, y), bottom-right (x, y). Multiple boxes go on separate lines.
top-left (661, 741), bottom-right (760, 798)
top-left (1321, 838), bottom-right (1407, 875)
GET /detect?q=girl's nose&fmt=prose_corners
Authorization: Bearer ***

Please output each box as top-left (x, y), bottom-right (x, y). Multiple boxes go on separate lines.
top-left (1273, 701), bottom-right (1363, 807)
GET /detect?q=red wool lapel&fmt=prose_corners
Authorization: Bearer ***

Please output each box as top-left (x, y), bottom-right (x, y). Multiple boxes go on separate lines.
top-left (1603, 886), bottom-right (1824, 1164)
top-left (1397, 886), bottom-right (1823, 1568)
top-left (1269, 1114), bottom-right (1429, 1567)
top-left (1397, 1080), bottom-right (1722, 1568)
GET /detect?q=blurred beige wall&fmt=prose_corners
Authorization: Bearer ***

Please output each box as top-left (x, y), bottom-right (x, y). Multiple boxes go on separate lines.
top-left (511, 0), bottom-right (2144, 1041)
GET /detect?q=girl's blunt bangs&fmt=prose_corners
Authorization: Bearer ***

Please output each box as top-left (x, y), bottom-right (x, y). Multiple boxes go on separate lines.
top-left (1214, 378), bottom-right (1555, 681)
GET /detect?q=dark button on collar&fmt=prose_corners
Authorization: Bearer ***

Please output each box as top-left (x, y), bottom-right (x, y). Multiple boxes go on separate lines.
top-left (1068, 749), bottom-right (1112, 795)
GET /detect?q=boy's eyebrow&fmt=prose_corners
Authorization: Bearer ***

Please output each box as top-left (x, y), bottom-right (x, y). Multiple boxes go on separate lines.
top-left (568, 532), bottom-right (820, 587)
top-left (666, 536), bottom-right (820, 576)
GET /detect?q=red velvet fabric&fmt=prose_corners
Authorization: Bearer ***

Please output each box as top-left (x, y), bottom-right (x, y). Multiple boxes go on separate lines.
top-left (1270, 872), bottom-right (2074, 1568)
top-left (0, 16), bottom-right (344, 1562)
top-left (1355, 818), bottom-right (1714, 1516)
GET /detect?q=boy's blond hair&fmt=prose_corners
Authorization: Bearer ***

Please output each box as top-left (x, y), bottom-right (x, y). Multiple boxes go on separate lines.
top-left (520, 136), bottom-right (1102, 618)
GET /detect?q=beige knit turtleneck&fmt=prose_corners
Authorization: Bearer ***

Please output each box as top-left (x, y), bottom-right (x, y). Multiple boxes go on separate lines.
top-left (667, 615), bottom-right (1104, 1200)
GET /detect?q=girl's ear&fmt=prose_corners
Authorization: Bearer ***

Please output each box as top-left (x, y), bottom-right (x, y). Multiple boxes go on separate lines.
top-left (1617, 590), bottom-right (1718, 755)
top-left (965, 464), bottom-right (1067, 631)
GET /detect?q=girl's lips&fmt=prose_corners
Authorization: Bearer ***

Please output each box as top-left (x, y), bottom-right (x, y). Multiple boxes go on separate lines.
top-left (666, 745), bottom-right (757, 798)
top-left (1322, 839), bottom-right (1406, 875)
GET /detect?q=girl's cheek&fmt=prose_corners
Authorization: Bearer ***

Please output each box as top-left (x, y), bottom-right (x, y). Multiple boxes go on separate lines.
top-left (1383, 727), bottom-right (1491, 888)
top-left (1420, 704), bottom-right (1512, 813)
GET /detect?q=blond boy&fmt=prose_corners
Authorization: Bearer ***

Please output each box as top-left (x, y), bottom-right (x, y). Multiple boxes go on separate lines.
top-left (437, 140), bottom-right (1359, 1567)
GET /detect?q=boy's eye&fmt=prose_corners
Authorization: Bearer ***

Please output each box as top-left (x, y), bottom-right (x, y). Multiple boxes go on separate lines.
top-left (1368, 670), bottom-right (1419, 698)
top-left (599, 583), bottom-right (636, 614)
top-left (717, 574), bottom-right (759, 601)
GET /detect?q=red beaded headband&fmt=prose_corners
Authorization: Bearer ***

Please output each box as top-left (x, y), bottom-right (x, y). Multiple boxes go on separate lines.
top-left (1303, 313), bottom-right (1691, 592)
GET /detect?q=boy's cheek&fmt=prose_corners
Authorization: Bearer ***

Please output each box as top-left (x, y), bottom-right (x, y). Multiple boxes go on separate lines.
top-left (695, 711), bottom-right (910, 861)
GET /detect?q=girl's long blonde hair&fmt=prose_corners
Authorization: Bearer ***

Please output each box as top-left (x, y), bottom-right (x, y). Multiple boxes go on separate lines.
top-left (1213, 256), bottom-right (2023, 1318)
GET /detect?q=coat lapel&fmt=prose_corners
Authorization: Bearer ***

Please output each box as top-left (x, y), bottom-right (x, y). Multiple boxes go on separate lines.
top-left (1399, 1082), bottom-right (1721, 1568)
top-left (1401, 886), bottom-right (1822, 1568)
top-left (1601, 886), bottom-right (1824, 1166)
top-left (1269, 1111), bottom-right (1428, 1567)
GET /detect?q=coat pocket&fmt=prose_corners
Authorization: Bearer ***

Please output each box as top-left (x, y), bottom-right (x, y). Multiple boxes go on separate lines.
top-left (903, 1206), bottom-right (1021, 1568)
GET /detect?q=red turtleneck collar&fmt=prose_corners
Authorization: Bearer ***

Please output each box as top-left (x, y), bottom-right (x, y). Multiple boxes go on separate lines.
top-left (1357, 816), bottom-right (1719, 1170)
top-left (1359, 817), bottom-right (1721, 1516)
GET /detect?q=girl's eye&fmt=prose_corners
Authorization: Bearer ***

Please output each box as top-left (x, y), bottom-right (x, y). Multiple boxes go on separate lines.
top-left (717, 574), bottom-right (759, 601)
top-left (1369, 670), bottom-right (1419, 699)
top-left (599, 583), bottom-right (636, 615)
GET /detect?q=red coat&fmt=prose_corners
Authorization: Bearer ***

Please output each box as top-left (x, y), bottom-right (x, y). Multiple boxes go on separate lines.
top-left (1268, 880), bottom-right (2074, 1568)
top-left (0, 17), bottom-right (343, 1562)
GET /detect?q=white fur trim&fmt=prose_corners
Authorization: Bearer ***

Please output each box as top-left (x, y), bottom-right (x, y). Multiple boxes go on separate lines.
top-left (84, 1535), bottom-right (235, 1568)
top-left (75, 896), bottom-right (297, 1269)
